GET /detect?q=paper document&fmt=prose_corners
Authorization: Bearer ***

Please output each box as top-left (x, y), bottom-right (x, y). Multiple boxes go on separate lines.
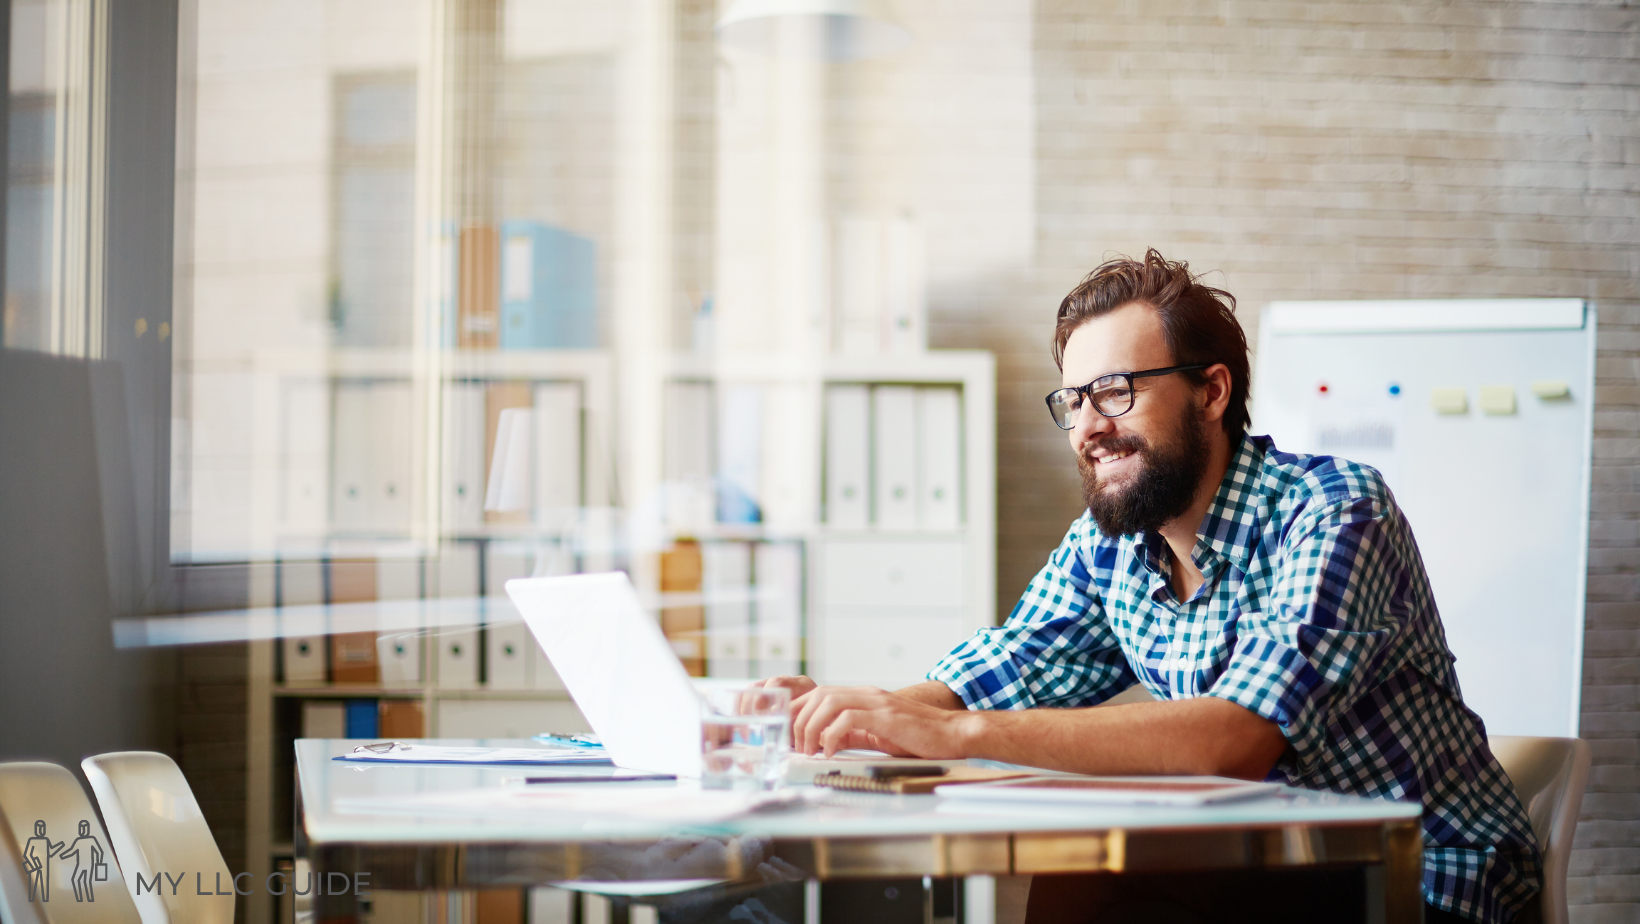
top-left (333, 744), bottom-right (611, 765)
top-left (935, 776), bottom-right (1281, 806)
top-left (336, 785), bottom-right (812, 825)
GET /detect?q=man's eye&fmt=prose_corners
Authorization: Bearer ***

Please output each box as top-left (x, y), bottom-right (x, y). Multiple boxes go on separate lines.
top-left (1093, 386), bottom-right (1130, 404)
top-left (1064, 391), bottom-right (1083, 409)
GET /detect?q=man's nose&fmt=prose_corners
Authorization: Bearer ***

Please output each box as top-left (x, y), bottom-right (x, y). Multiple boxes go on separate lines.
top-left (1071, 401), bottom-right (1115, 447)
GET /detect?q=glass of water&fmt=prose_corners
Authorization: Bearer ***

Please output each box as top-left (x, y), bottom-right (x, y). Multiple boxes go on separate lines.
top-left (700, 685), bottom-right (791, 791)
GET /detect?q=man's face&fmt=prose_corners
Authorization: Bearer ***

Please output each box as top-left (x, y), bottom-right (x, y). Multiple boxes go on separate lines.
top-left (1060, 302), bottom-right (1211, 536)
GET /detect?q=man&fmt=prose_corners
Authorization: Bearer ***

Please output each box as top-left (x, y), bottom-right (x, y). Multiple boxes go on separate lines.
top-left (58, 819), bottom-right (105, 903)
top-left (766, 250), bottom-right (1540, 924)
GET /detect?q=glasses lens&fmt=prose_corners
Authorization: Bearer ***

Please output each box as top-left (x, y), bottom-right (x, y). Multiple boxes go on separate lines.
top-left (1088, 375), bottom-right (1133, 417)
top-left (1047, 389), bottom-right (1078, 429)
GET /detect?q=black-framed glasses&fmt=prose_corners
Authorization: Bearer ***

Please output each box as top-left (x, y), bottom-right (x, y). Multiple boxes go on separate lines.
top-left (1044, 363), bottom-right (1209, 430)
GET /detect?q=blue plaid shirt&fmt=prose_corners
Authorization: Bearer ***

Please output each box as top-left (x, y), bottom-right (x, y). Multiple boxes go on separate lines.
top-left (930, 434), bottom-right (1540, 924)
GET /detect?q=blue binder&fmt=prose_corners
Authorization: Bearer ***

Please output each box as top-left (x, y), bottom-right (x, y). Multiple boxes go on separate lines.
top-left (498, 220), bottom-right (599, 349)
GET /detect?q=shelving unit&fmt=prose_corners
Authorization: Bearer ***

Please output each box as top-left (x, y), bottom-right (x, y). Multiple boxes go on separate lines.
top-left (241, 347), bottom-right (995, 924)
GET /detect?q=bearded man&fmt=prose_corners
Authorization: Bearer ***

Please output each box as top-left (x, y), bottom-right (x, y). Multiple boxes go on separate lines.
top-left (764, 250), bottom-right (1542, 924)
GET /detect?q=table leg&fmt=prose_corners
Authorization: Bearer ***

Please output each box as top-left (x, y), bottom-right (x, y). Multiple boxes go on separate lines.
top-left (1382, 819), bottom-right (1424, 924)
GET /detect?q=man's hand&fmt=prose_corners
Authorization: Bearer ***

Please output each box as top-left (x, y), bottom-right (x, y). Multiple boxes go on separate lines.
top-left (790, 686), bottom-right (973, 758)
top-left (758, 675), bottom-right (819, 700)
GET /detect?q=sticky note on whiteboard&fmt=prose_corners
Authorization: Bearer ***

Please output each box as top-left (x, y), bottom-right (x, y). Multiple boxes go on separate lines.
top-left (1479, 386), bottom-right (1517, 416)
top-left (1531, 380), bottom-right (1571, 400)
top-left (1430, 387), bottom-right (1468, 415)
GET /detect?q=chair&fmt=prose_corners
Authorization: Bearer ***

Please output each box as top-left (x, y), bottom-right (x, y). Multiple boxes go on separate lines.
top-left (1489, 735), bottom-right (1591, 924)
top-left (0, 761), bottom-right (142, 923)
top-left (81, 752), bottom-right (233, 924)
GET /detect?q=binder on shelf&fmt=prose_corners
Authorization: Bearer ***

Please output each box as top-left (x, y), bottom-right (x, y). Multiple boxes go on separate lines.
top-left (279, 560), bottom-right (326, 684)
top-left (378, 699), bottom-right (425, 737)
top-left (703, 541), bottom-right (753, 679)
top-left (752, 541), bottom-right (804, 677)
top-left (484, 383), bottom-right (534, 525)
top-left (484, 543), bottom-right (534, 690)
top-left (436, 623), bottom-right (481, 690)
top-left (300, 701), bottom-right (346, 739)
top-left (882, 215), bottom-right (927, 354)
top-left (372, 381), bottom-right (415, 535)
top-left (328, 558), bottom-right (380, 684)
top-left (457, 224), bottom-right (501, 349)
top-left (330, 382), bottom-right (374, 533)
top-left (916, 386), bottom-right (963, 530)
top-left (659, 540), bottom-right (707, 677)
top-left (532, 382), bottom-right (583, 529)
top-left (375, 555), bottom-right (422, 600)
top-left (760, 383), bottom-right (817, 530)
top-left (442, 382), bottom-right (487, 532)
top-left (343, 699), bottom-right (379, 739)
top-left (664, 381), bottom-right (715, 530)
top-left (824, 385), bottom-right (870, 529)
top-left (279, 378), bottom-right (330, 535)
top-left (833, 216), bottom-right (882, 355)
top-left (432, 542), bottom-right (481, 598)
top-left (432, 543), bottom-right (481, 689)
top-left (377, 629), bottom-right (423, 686)
top-left (330, 381), bottom-right (413, 535)
top-left (329, 558), bottom-right (377, 602)
top-left (716, 385), bottom-right (763, 524)
top-left (872, 386), bottom-right (919, 529)
top-left (499, 220), bottom-right (599, 349)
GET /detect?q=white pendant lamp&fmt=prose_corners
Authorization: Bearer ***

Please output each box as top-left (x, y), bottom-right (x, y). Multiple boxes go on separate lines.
top-left (715, 0), bottom-right (911, 59)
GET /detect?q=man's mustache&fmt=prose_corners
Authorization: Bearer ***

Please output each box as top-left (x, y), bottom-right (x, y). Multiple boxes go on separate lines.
top-left (1080, 436), bottom-right (1147, 467)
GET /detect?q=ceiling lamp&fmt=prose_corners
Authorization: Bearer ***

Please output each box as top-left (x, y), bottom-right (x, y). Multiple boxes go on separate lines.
top-left (715, 0), bottom-right (911, 60)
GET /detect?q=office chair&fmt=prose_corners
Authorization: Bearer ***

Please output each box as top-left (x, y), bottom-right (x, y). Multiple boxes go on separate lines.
top-left (0, 760), bottom-right (142, 922)
top-left (1489, 735), bottom-right (1591, 924)
top-left (82, 751), bottom-right (233, 924)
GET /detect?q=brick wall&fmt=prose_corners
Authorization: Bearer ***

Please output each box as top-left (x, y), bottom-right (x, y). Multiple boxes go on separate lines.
top-left (928, 2), bottom-right (1637, 919)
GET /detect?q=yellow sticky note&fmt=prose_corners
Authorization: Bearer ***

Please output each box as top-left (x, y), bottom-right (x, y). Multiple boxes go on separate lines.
top-left (1430, 387), bottom-right (1468, 415)
top-left (1531, 380), bottom-right (1570, 400)
top-left (1478, 385), bottom-right (1517, 416)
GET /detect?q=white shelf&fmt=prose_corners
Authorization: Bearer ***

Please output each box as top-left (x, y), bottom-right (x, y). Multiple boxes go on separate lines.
top-left (243, 347), bottom-right (996, 924)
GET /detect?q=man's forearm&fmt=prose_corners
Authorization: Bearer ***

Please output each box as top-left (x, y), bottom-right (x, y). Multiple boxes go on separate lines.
top-left (955, 696), bottom-right (1289, 780)
top-left (895, 680), bottom-right (965, 710)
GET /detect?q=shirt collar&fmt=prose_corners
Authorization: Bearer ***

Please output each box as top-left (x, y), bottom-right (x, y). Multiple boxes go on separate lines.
top-left (1135, 432), bottom-right (1269, 575)
top-left (1193, 432), bottom-right (1268, 569)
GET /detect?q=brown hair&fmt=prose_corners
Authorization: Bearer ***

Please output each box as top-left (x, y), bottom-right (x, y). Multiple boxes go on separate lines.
top-left (1052, 248), bottom-right (1250, 438)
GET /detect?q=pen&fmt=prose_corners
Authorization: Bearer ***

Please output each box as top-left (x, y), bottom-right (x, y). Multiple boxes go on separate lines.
top-left (523, 773), bottom-right (674, 784)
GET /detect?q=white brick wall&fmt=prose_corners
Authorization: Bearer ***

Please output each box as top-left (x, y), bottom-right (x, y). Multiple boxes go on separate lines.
top-left (939, 3), bottom-right (1638, 919)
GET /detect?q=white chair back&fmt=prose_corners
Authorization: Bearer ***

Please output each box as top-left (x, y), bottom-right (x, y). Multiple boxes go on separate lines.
top-left (81, 751), bottom-right (233, 924)
top-left (0, 760), bottom-right (142, 923)
top-left (1490, 735), bottom-right (1591, 924)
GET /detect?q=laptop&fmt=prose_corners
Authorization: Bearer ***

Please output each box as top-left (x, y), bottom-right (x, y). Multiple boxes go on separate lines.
top-left (508, 571), bottom-right (948, 780)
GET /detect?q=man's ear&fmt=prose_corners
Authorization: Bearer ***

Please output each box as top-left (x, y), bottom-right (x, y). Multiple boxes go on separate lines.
top-left (1200, 363), bottom-right (1232, 424)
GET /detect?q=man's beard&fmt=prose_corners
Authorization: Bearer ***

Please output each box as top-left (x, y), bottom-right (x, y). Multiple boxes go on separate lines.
top-left (1078, 409), bottom-right (1211, 537)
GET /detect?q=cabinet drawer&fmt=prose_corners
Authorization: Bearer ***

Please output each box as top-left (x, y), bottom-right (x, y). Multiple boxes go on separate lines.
top-left (817, 538), bottom-right (966, 608)
top-left (815, 608), bottom-right (969, 688)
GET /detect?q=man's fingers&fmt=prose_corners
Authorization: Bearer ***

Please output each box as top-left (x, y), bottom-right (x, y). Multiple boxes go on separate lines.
top-left (817, 709), bottom-right (861, 757)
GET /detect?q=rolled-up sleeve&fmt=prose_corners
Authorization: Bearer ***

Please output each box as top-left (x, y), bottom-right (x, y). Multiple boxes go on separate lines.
top-left (1208, 494), bottom-right (1407, 775)
top-left (928, 514), bottom-right (1136, 710)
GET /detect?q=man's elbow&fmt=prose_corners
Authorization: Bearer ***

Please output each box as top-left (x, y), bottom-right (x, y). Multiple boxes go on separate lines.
top-left (1203, 708), bottom-right (1288, 780)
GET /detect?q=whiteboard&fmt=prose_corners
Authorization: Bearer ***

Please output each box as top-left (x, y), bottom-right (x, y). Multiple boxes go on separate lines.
top-left (1252, 299), bottom-right (1594, 737)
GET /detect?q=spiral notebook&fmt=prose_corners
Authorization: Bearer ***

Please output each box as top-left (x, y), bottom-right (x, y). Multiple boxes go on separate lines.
top-left (811, 766), bottom-right (1036, 795)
